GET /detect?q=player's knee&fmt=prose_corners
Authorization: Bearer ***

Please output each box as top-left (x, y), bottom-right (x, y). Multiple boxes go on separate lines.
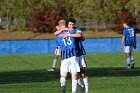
top-left (60, 73), bottom-right (67, 78)
top-left (71, 72), bottom-right (78, 80)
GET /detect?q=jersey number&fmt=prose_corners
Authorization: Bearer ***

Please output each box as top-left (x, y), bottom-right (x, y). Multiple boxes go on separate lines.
top-left (129, 29), bottom-right (134, 37)
top-left (62, 37), bottom-right (72, 46)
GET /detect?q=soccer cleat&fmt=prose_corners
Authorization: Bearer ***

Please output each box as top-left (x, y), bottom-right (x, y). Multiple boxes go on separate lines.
top-left (131, 62), bottom-right (135, 69)
top-left (127, 66), bottom-right (131, 70)
top-left (127, 64), bottom-right (131, 70)
top-left (79, 85), bottom-right (85, 93)
top-left (61, 86), bottom-right (66, 93)
top-left (47, 68), bottom-right (55, 72)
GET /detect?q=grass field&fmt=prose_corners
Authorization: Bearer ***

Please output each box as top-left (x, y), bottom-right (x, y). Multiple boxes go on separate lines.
top-left (0, 52), bottom-right (140, 93)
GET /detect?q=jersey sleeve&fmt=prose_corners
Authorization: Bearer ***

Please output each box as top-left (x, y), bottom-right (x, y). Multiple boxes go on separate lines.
top-left (75, 28), bottom-right (82, 33)
top-left (123, 29), bottom-right (126, 36)
top-left (55, 38), bottom-right (60, 47)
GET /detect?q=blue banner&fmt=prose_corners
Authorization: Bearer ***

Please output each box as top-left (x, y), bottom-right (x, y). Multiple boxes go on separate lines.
top-left (0, 38), bottom-right (139, 54)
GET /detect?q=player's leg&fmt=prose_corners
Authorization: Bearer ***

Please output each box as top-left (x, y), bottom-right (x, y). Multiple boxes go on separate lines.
top-left (77, 75), bottom-right (84, 88)
top-left (80, 67), bottom-right (88, 93)
top-left (48, 48), bottom-right (60, 71)
top-left (71, 73), bottom-right (78, 93)
top-left (52, 55), bottom-right (59, 70)
top-left (124, 46), bottom-right (131, 69)
top-left (60, 59), bottom-right (69, 93)
top-left (60, 74), bottom-right (67, 93)
top-left (130, 46), bottom-right (135, 69)
top-left (79, 55), bottom-right (88, 93)
top-left (47, 54), bottom-right (58, 71)
top-left (70, 56), bottom-right (80, 93)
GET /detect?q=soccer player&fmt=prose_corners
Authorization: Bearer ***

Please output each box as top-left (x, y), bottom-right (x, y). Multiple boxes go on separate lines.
top-left (61, 18), bottom-right (88, 93)
top-left (120, 21), bottom-right (136, 69)
top-left (56, 20), bottom-right (80, 93)
top-left (47, 26), bottom-right (62, 72)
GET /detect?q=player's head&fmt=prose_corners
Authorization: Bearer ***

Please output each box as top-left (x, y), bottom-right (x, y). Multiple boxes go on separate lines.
top-left (58, 20), bottom-right (66, 29)
top-left (122, 21), bottom-right (131, 28)
top-left (66, 18), bottom-right (76, 29)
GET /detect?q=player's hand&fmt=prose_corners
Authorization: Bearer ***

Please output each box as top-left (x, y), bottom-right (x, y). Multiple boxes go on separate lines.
top-left (55, 25), bottom-right (60, 30)
top-left (79, 35), bottom-right (85, 41)
top-left (120, 44), bottom-right (123, 49)
top-left (61, 33), bottom-right (68, 38)
top-left (134, 45), bottom-right (136, 49)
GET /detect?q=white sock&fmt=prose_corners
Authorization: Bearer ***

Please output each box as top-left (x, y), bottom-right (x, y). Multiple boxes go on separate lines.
top-left (60, 77), bottom-right (66, 87)
top-left (127, 58), bottom-right (131, 65)
top-left (78, 78), bottom-right (84, 87)
top-left (83, 77), bottom-right (88, 93)
top-left (72, 80), bottom-right (78, 93)
top-left (52, 59), bottom-right (57, 68)
top-left (130, 56), bottom-right (134, 62)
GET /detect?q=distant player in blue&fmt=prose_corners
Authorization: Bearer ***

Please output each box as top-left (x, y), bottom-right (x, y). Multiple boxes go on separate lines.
top-left (120, 21), bottom-right (136, 69)
top-left (61, 18), bottom-right (88, 93)
top-left (56, 20), bottom-right (80, 93)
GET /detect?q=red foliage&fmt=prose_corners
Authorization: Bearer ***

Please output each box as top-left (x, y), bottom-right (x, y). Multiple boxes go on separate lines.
top-left (29, 8), bottom-right (66, 33)
top-left (116, 11), bottom-right (132, 22)
top-left (30, 11), bottom-right (43, 32)
top-left (114, 10), bottom-right (134, 34)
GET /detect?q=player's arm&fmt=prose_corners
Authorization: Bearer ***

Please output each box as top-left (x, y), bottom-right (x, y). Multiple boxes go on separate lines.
top-left (70, 32), bottom-right (82, 37)
top-left (74, 28), bottom-right (85, 41)
top-left (56, 38), bottom-right (61, 50)
top-left (120, 35), bottom-right (125, 48)
top-left (79, 33), bottom-right (85, 41)
top-left (120, 29), bottom-right (126, 49)
top-left (61, 29), bottom-right (82, 38)
top-left (70, 29), bottom-right (82, 38)
top-left (61, 32), bottom-right (81, 38)
top-left (70, 32), bottom-right (85, 41)
top-left (54, 27), bottom-right (68, 36)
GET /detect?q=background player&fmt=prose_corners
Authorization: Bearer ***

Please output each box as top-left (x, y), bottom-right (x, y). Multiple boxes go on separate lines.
top-left (120, 21), bottom-right (136, 69)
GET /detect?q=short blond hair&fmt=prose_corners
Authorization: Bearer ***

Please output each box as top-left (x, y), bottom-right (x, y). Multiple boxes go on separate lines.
top-left (58, 20), bottom-right (66, 25)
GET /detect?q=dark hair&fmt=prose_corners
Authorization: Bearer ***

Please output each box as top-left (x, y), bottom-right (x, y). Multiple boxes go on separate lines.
top-left (122, 20), bottom-right (132, 26)
top-left (66, 18), bottom-right (76, 27)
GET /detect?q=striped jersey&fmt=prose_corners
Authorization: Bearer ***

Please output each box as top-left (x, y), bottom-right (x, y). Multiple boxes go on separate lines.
top-left (56, 30), bottom-right (78, 60)
top-left (71, 27), bottom-right (86, 56)
top-left (123, 27), bottom-right (136, 46)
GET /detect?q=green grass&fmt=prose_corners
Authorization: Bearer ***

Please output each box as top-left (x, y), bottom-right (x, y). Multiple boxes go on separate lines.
top-left (0, 52), bottom-right (140, 93)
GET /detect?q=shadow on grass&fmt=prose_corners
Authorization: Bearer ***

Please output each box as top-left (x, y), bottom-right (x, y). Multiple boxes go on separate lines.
top-left (0, 67), bottom-right (140, 84)
top-left (87, 67), bottom-right (140, 77)
top-left (0, 69), bottom-right (60, 84)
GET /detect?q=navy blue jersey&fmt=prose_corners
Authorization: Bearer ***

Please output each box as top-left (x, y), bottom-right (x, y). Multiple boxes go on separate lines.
top-left (56, 30), bottom-right (78, 60)
top-left (71, 28), bottom-right (86, 56)
top-left (123, 27), bottom-right (136, 46)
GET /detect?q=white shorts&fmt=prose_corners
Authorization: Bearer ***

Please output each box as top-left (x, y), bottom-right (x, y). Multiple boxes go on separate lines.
top-left (54, 48), bottom-right (61, 55)
top-left (124, 46), bottom-right (133, 53)
top-left (60, 56), bottom-right (80, 75)
top-left (78, 55), bottom-right (87, 68)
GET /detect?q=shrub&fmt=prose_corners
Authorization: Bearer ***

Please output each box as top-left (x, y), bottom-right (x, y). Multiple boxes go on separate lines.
top-left (29, 8), bottom-right (66, 33)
